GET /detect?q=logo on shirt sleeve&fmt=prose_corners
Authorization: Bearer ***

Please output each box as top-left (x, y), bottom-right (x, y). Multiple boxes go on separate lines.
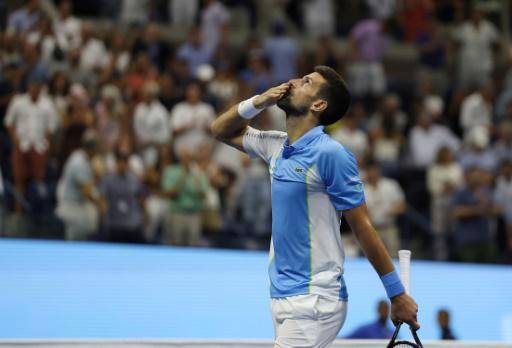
top-left (294, 167), bottom-right (304, 173)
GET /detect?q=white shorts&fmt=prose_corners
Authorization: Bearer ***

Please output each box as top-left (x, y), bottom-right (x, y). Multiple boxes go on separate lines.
top-left (271, 294), bottom-right (347, 348)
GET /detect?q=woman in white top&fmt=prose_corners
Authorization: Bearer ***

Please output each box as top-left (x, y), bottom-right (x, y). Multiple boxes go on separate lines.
top-left (427, 146), bottom-right (464, 260)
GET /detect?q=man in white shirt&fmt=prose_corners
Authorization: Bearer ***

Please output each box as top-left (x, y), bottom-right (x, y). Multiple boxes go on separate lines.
top-left (409, 110), bottom-right (460, 168)
top-left (364, 161), bottom-right (406, 257)
top-left (56, 130), bottom-right (106, 241)
top-left (54, 0), bottom-right (82, 52)
top-left (200, 0), bottom-right (230, 52)
top-left (134, 81), bottom-right (171, 167)
top-left (79, 21), bottom-right (109, 73)
top-left (4, 75), bottom-right (58, 211)
top-left (453, 7), bottom-right (499, 90)
top-left (459, 82), bottom-right (493, 140)
top-left (170, 82), bottom-right (215, 154)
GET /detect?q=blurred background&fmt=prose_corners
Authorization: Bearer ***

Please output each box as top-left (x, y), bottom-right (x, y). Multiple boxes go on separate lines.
top-left (0, 0), bottom-right (512, 344)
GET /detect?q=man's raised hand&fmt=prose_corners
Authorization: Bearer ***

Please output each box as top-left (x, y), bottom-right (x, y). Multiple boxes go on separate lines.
top-left (253, 83), bottom-right (291, 109)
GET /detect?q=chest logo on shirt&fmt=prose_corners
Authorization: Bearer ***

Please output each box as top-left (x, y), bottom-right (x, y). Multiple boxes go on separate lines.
top-left (294, 167), bottom-right (304, 173)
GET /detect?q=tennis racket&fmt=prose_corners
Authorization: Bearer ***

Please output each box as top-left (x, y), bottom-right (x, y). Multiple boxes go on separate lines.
top-left (387, 250), bottom-right (423, 348)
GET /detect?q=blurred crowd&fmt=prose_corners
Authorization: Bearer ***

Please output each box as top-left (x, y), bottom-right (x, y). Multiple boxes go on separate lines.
top-left (1, 0), bottom-right (512, 264)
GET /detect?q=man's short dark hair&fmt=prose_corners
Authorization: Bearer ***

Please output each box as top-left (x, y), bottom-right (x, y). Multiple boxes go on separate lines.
top-left (314, 65), bottom-right (351, 126)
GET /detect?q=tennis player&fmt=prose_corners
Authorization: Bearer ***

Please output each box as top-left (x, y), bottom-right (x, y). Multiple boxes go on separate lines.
top-left (211, 66), bottom-right (419, 348)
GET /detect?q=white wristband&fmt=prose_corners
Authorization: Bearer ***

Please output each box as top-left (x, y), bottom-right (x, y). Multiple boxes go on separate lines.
top-left (238, 95), bottom-right (262, 119)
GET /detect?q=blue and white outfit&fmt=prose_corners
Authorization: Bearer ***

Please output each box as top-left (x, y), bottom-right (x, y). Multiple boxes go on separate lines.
top-left (243, 125), bottom-right (365, 348)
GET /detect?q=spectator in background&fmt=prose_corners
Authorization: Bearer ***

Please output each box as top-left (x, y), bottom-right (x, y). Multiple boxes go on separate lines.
top-left (365, 0), bottom-right (396, 20)
top-left (132, 24), bottom-right (171, 72)
top-left (345, 300), bottom-right (394, 339)
top-left (400, 0), bottom-right (433, 43)
top-left (302, 0), bottom-right (335, 38)
top-left (232, 154), bottom-right (271, 247)
top-left (95, 84), bottom-right (123, 154)
top-left (312, 35), bottom-right (342, 71)
top-left (367, 94), bottom-right (407, 134)
top-left (492, 121), bottom-right (512, 164)
top-left (239, 52), bottom-right (273, 95)
top-left (19, 41), bottom-right (48, 91)
top-left (124, 53), bottom-right (158, 104)
top-left (54, 0), bottom-right (82, 53)
top-left (427, 147), bottom-right (464, 260)
top-left (207, 64), bottom-right (239, 111)
top-left (105, 30), bottom-right (132, 75)
top-left (161, 148), bottom-right (211, 246)
top-left (7, 0), bottom-right (40, 35)
top-left (26, 16), bottom-right (57, 65)
top-left (100, 149), bottom-right (146, 243)
top-left (494, 161), bottom-right (512, 252)
top-left (459, 82), bottom-right (493, 140)
top-left (144, 145), bottom-right (173, 243)
top-left (200, 0), bottom-right (230, 52)
top-left (119, 0), bottom-right (149, 24)
top-left (458, 126), bottom-right (497, 173)
top-left (451, 166), bottom-right (502, 263)
top-left (368, 95), bottom-right (406, 174)
top-left (79, 21), bottom-right (109, 74)
top-left (59, 83), bottom-right (94, 164)
top-left (196, 143), bottom-right (224, 239)
top-left (56, 130), bottom-right (106, 240)
top-left (48, 71), bottom-right (70, 120)
top-left (453, 6), bottom-right (499, 90)
top-left (4, 74), bottom-right (58, 211)
top-left (437, 309), bottom-right (456, 340)
top-left (134, 81), bottom-right (171, 167)
top-left (158, 74), bottom-right (181, 111)
top-left (409, 109), bottom-right (460, 169)
top-left (169, 0), bottom-right (199, 29)
top-left (415, 20), bottom-right (448, 94)
top-left (347, 15), bottom-right (387, 99)
top-left (363, 161), bottom-right (406, 256)
top-left (177, 27), bottom-right (215, 78)
top-left (170, 81), bottom-right (215, 154)
top-left (330, 102), bottom-right (369, 160)
top-left (263, 22), bottom-right (299, 84)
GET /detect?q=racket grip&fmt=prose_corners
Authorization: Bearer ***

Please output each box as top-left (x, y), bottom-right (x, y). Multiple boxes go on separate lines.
top-left (398, 249), bottom-right (411, 294)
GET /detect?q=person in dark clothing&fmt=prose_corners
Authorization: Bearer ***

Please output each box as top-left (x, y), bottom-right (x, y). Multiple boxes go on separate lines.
top-left (100, 149), bottom-right (146, 243)
top-left (345, 300), bottom-right (394, 339)
top-left (437, 309), bottom-right (456, 340)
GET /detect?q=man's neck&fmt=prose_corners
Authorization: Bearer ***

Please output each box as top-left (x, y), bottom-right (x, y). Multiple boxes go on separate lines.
top-left (285, 115), bottom-right (317, 145)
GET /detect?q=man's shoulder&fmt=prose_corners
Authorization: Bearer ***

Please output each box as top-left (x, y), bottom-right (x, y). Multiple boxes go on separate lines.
top-left (316, 134), bottom-right (352, 158)
top-left (10, 94), bottom-right (28, 106)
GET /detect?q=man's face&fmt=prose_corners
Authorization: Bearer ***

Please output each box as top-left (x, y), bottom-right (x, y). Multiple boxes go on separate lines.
top-left (28, 82), bottom-right (42, 100)
top-left (117, 158), bottom-right (128, 174)
top-left (377, 301), bottom-right (389, 321)
top-left (277, 72), bottom-right (326, 117)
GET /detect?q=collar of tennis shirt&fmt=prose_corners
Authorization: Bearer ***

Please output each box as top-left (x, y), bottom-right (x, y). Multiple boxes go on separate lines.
top-left (283, 125), bottom-right (325, 158)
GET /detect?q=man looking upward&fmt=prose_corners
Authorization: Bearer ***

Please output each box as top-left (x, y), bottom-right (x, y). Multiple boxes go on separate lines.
top-left (210, 65), bottom-right (419, 348)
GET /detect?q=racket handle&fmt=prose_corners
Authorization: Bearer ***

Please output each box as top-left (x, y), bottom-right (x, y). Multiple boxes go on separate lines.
top-left (398, 249), bottom-right (411, 294)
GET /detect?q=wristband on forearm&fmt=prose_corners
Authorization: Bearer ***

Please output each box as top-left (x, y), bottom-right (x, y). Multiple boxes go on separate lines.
top-left (381, 270), bottom-right (405, 299)
top-left (237, 95), bottom-right (262, 119)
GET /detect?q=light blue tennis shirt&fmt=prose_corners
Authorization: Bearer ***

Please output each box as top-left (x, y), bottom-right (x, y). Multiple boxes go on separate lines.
top-left (243, 125), bottom-right (365, 301)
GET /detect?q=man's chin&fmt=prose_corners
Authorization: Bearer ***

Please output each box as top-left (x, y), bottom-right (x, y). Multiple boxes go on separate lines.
top-left (276, 96), bottom-right (291, 110)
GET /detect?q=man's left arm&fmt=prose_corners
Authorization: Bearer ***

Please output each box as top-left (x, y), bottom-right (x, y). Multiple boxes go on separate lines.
top-left (344, 204), bottom-right (419, 330)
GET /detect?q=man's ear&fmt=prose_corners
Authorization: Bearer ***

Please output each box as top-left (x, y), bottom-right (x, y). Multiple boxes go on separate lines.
top-left (311, 99), bottom-right (327, 114)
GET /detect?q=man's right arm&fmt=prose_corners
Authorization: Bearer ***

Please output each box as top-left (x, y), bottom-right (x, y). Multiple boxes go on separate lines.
top-left (210, 83), bottom-right (290, 152)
